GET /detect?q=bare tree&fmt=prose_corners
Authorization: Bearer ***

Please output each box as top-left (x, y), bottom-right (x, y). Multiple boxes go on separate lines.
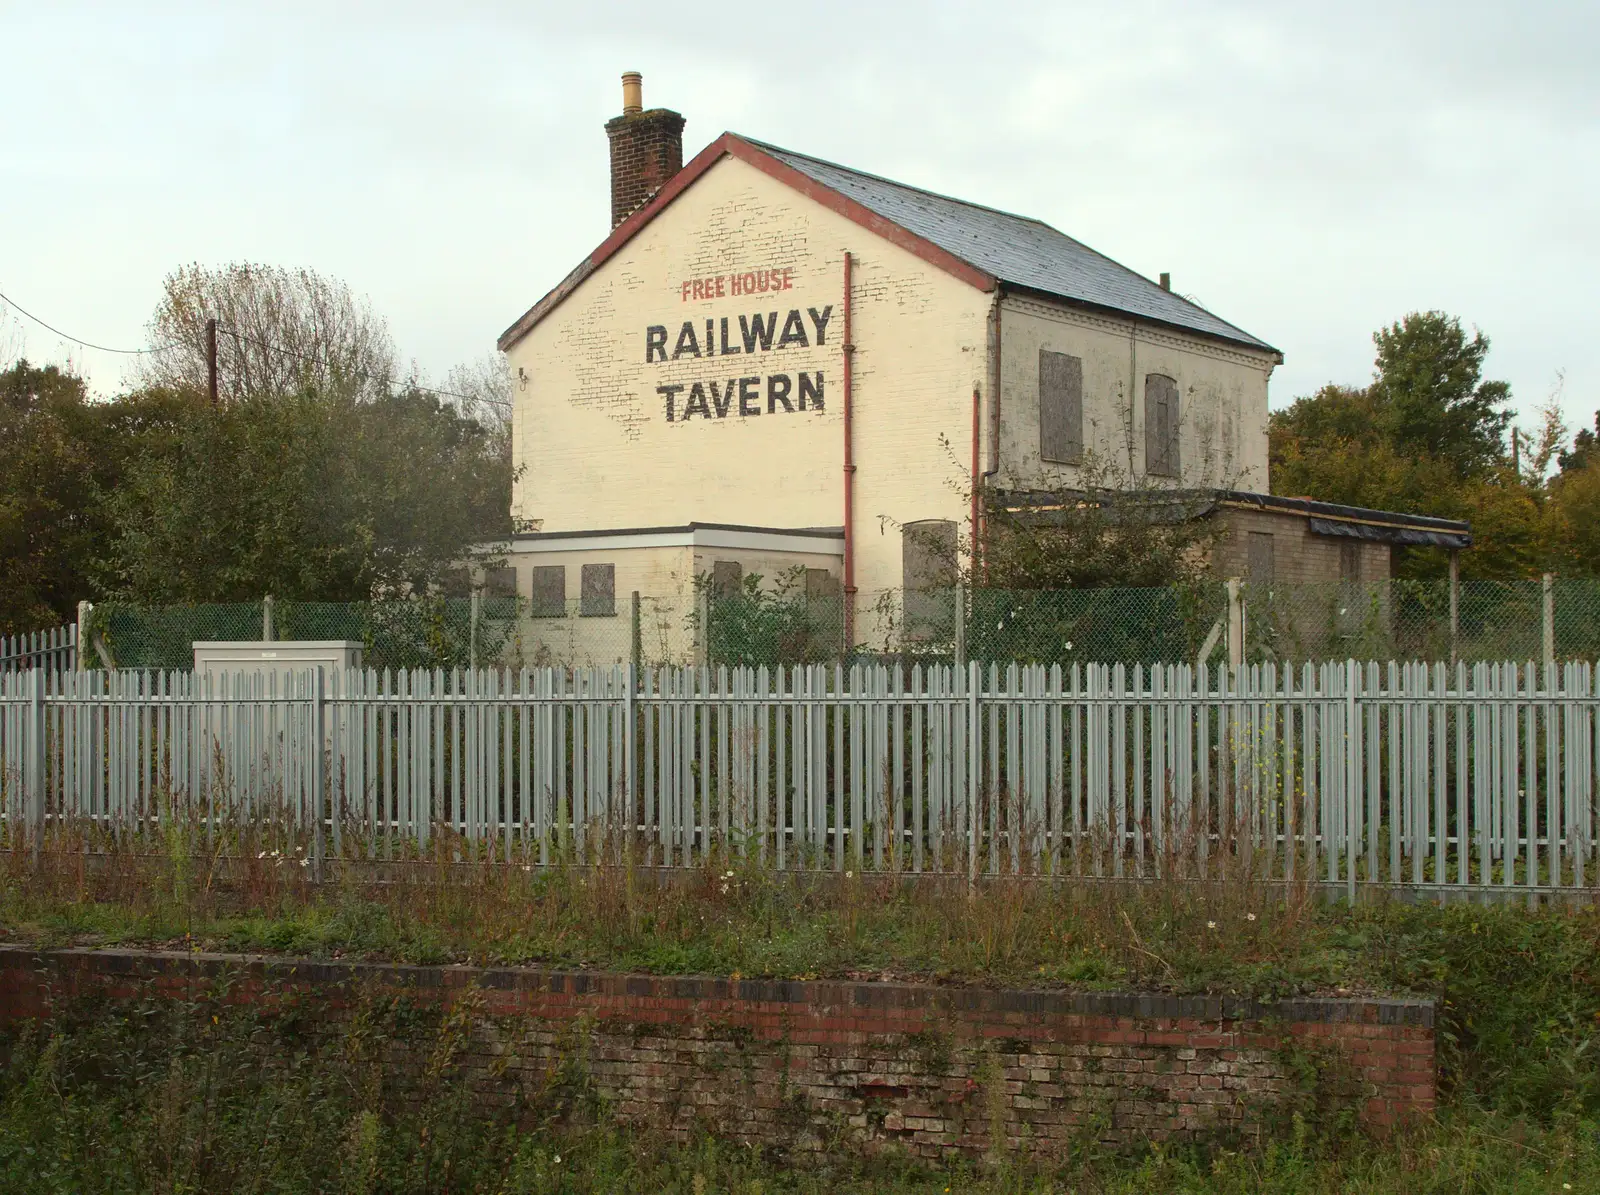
top-left (0, 310), bottom-right (26, 372)
top-left (140, 263), bottom-right (398, 401)
top-left (441, 352), bottom-right (513, 438)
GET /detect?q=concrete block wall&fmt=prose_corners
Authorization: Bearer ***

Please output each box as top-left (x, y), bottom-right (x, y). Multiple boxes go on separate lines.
top-left (0, 947), bottom-right (1435, 1158)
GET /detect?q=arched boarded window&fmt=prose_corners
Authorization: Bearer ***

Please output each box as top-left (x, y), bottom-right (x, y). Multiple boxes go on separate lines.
top-left (1144, 374), bottom-right (1180, 478)
top-left (1039, 350), bottom-right (1083, 464)
top-left (902, 519), bottom-right (958, 642)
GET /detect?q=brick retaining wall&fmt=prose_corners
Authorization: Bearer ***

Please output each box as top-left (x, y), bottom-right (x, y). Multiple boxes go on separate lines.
top-left (0, 946), bottom-right (1434, 1157)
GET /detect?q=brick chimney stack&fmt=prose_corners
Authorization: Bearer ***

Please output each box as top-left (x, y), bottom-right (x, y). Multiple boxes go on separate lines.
top-left (605, 73), bottom-right (685, 228)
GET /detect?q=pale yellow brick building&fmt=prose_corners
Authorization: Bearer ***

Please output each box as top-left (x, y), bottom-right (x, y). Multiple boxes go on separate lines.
top-left (491, 76), bottom-right (1467, 662)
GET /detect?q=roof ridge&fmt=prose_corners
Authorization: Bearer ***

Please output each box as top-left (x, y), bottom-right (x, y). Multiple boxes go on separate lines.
top-left (736, 133), bottom-right (1273, 353)
top-left (734, 134), bottom-right (1056, 230)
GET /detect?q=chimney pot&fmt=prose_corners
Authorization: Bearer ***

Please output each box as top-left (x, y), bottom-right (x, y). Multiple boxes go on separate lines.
top-left (621, 71), bottom-right (642, 115)
top-left (1159, 272), bottom-right (1171, 292)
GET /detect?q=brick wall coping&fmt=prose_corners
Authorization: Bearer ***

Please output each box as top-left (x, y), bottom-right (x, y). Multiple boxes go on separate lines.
top-left (0, 944), bottom-right (1433, 1028)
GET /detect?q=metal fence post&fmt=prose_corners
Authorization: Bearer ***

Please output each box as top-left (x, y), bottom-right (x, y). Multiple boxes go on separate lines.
top-left (1345, 658), bottom-right (1359, 906)
top-left (967, 658), bottom-right (980, 890)
top-left (697, 585), bottom-right (710, 667)
top-left (1543, 573), bottom-right (1555, 667)
top-left (75, 601), bottom-right (90, 671)
top-left (470, 591), bottom-right (480, 673)
top-left (954, 583), bottom-right (967, 668)
top-left (263, 595), bottom-right (275, 642)
top-left (1448, 551), bottom-right (1460, 669)
top-left (1226, 578), bottom-right (1245, 672)
top-left (630, 591), bottom-right (642, 672)
top-left (28, 668), bottom-right (45, 869)
top-left (624, 662), bottom-right (637, 853)
top-left (311, 665), bottom-right (325, 883)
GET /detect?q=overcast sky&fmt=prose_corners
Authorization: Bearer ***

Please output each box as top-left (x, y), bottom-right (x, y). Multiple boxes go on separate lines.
top-left (3, 1), bottom-right (1595, 436)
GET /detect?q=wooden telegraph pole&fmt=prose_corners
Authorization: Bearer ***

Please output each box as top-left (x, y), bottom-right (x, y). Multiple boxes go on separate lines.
top-left (205, 317), bottom-right (218, 404)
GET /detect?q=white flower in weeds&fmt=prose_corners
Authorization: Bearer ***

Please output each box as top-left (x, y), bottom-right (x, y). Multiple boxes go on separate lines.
top-left (1246, 913), bottom-right (1257, 922)
top-left (1207, 921), bottom-right (1217, 930)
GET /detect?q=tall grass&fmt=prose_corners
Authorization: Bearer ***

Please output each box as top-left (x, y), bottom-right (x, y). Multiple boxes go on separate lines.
top-left (3, 813), bottom-right (1600, 1193)
top-left (4, 825), bottom-right (1599, 1121)
top-left (0, 992), bottom-right (1594, 1194)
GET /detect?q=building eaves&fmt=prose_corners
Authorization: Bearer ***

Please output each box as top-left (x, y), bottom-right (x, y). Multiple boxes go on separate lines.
top-left (996, 488), bottom-right (1472, 550)
top-left (499, 133), bottom-right (1278, 359)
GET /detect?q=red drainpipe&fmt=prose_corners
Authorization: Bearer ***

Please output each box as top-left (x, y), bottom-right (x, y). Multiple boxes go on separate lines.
top-left (842, 251), bottom-right (857, 649)
top-left (970, 386), bottom-right (981, 577)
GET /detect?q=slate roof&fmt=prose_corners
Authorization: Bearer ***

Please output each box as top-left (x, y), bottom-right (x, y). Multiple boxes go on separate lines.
top-left (744, 138), bottom-right (1277, 355)
top-left (499, 132), bottom-right (1279, 357)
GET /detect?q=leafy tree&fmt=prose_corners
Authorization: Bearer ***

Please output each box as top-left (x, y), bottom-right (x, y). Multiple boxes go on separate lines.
top-left (0, 362), bottom-right (195, 632)
top-left (101, 386), bottom-right (512, 603)
top-left (1559, 411), bottom-right (1599, 475)
top-left (1270, 312), bottom-right (1544, 580)
top-left (1549, 460), bottom-right (1600, 575)
top-left (1370, 311), bottom-right (1512, 476)
top-left (976, 487), bottom-right (1220, 591)
top-left (0, 362), bottom-right (94, 632)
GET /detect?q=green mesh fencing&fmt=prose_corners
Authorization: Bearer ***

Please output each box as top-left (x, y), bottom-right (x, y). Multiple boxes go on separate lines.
top-left (964, 585), bottom-right (1227, 666)
top-left (89, 596), bottom-right (659, 672)
top-left (1243, 577), bottom-right (1600, 665)
top-left (702, 591), bottom-right (844, 668)
top-left (81, 576), bottom-right (1600, 672)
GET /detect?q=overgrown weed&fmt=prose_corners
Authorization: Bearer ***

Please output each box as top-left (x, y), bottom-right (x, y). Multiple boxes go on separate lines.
top-left (3, 824), bottom-right (1599, 1120)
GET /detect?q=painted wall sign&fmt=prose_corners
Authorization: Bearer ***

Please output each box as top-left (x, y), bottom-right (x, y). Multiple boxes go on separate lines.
top-left (679, 269), bottom-right (795, 302)
top-left (646, 303), bottom-right (833, 423)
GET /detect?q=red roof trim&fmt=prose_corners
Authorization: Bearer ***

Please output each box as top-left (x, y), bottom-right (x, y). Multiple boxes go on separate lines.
top-left (497, 133), bottom-right (996, 351)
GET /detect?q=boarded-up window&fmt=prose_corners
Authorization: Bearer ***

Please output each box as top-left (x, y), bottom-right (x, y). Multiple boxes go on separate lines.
top-left (712, 560), bottom-right (743, 598)
top-left (1144, 374), bottom-right (1180, 478)
top-left (530, 566), bottom-right (566, 617)
top-left (441, 566), bottom-right (472, 597)
top-left (1247, 532), bottom-right (1275, 583)
top-left (805, 568), bottom-right (840, 601)
top-left (580, 563), bottom-right (616, 617)
top-left (482, 567), bottom-right (518, 598)
top-left (1339, 542), bottom-right (1362, 583)
top-left (1039, 350), bottom-right (1083, 464)
top-left (902, 519), bottom-right (958, 641)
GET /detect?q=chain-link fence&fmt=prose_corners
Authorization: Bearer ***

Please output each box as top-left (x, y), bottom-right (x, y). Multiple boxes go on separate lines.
top-left (79, 575), bottom-right (1600, 672)
top-left (86, 596), bottom-right (669, 672)
top-left (1246, 576), bottom-right (1600, 665)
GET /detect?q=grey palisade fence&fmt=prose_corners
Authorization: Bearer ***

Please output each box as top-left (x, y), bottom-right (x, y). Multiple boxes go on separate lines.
top-left (0, 661), bottom-right (1596, 895)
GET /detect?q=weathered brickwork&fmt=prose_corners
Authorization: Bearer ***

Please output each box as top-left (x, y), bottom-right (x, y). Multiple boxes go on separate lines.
top-left (0, 947), bottom-right (1434, 1158)
top-left (606, 108), bottom-right (686, 228)
top-left (1214, 507), bottom-right (1391, 585)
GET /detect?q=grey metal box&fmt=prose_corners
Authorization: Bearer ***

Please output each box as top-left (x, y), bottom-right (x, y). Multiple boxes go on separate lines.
top-left (192, 640), bottom-right (363, 680)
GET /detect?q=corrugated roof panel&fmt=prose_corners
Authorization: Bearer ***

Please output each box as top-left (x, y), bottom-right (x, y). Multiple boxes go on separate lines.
top-left (745, 138), bottom-right (1277, 355)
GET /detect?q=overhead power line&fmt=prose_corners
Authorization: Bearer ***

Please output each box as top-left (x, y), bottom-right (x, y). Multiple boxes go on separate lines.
top-left (0, 287), bottom-right (171, 355)
top-left (0, 286), bottom-right (510, 409)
